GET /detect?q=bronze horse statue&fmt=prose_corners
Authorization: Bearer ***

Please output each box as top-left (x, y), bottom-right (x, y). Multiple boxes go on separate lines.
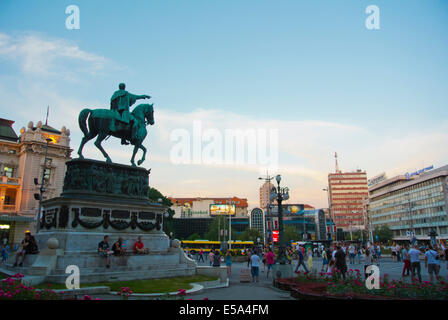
top-left (77, 103), bottom-right (154, 166)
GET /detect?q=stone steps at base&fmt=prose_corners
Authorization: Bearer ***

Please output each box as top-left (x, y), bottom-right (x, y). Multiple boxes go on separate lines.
top-left (44, 266), bottom-right (196, 284)
top-left (50, 262), bottom-right (191, 274)
top-left (1, 264), bottom-right (47, 276)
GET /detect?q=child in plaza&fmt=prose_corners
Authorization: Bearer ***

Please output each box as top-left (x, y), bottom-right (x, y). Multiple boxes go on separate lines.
top-left (1, 244), bottom-right (9, 263)
top-left (225, 251), bottom-right (232, 276)
top-left (321, 248), bottom-right (328, 272)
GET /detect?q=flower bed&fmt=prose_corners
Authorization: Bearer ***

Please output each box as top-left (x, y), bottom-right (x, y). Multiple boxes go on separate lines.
top-left (275, 269), bottom-right (448, 300)
top-left (0, 273), bottom-right (58, 300)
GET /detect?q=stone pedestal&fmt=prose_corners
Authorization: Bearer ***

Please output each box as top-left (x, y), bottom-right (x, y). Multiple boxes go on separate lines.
top-left (7, 158), bottom-right (197, 284)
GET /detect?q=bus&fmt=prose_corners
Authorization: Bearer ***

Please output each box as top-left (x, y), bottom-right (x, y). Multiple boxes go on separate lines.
top-left (180, 240), bottom-right (255, 255)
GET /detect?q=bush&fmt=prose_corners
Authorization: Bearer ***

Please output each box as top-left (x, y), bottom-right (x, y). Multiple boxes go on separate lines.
top-left (0, 274), bottom-right (58, 300)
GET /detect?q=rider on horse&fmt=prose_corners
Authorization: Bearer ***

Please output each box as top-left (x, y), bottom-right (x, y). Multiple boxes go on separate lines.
top-left (110, 83), bottom-right (151, 145)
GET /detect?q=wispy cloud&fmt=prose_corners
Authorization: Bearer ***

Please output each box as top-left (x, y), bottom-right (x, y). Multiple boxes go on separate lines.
top-left (0, 32), bottom-right (108, 80)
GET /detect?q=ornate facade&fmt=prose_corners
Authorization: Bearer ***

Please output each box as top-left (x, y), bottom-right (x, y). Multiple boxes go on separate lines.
top-left (0, 118), bottom-right (71, 244)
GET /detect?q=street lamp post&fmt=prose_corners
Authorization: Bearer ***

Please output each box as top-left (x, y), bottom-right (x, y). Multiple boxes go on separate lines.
top-left (274, 174), bottom-right (289, 264)
top-left (35, 137), bottom-right (52, 234)
top-left (228, 200), bottom-right (232, 250)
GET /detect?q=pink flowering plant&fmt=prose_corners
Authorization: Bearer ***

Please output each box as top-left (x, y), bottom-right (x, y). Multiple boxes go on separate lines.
top-left (117, 287), bottom-right (133, 300)
top-left (292, 269), bottom-right (448, 300)
top-left (0, 273), bottom-right (58, 300)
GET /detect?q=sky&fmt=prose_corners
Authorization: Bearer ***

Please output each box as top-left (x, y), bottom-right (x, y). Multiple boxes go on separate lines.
top-left (0, 0), bottom-right (447, 209)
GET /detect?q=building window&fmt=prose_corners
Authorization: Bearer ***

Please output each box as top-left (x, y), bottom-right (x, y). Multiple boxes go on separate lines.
top-left (44, 168), bottom-right (51, 183)
top-left (3, 167), bottom-right (14, 178)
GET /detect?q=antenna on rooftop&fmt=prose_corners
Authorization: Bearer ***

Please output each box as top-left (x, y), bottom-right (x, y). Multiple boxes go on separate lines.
top-left (335, 152), bottom-right (340, 173)
top-left (45, 106), bottom-right (49, 126)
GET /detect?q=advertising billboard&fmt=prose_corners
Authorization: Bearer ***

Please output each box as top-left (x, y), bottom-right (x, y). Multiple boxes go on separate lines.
top-left (272, 230), bottom-right (279, 243)
top-left (209, 204), bottom-right (236, 216)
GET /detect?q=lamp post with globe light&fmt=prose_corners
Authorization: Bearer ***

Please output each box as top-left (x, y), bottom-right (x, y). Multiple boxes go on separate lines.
top-left (271, 174), bottom-right (294, 282)
top-left (274, 174), bottom-right (290, 264)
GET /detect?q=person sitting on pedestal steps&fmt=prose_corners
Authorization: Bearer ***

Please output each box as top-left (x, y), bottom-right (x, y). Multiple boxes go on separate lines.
top-left (98, 235), bottom-right (113, 268)
top-left (13, 231), bottom-right (38, 267)
top-left (133, 236), bottom-right (149, 254)
top-left (112, 237), bottom-right (126, 256)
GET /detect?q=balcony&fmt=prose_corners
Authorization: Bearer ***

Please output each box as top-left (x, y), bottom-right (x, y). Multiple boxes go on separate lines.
top-left (0, 176), bottom-right (20, 186)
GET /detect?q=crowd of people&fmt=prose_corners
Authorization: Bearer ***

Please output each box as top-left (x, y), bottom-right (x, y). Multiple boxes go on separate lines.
top-left (290, 241), bottom-right (448, 283)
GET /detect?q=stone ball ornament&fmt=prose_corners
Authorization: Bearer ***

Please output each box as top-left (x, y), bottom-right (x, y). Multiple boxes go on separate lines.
top-left (171, 239), bottom-right (180, 248)
top-left (47, 238), bottom-right (59, 249)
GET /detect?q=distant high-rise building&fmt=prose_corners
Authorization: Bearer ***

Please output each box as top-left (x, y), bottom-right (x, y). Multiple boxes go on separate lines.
top-left (328, 154), bottom-right (368, 231)
top-left (259, 181), bottom-right (274, 209)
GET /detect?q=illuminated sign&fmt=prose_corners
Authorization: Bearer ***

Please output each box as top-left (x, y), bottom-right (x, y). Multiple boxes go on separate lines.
top-left (0, 224), bottom-right (10, 229)
top-left (209, 204), bottom-right (236, 216)
top-left (272, 230), bottom-right (279, 243)
top-left (405, 165), bottom-right (434, 180)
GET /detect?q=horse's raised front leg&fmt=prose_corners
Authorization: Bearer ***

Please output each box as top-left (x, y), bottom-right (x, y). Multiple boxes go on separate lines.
top-left (137, 145), bottom-right (147, 166)
top-left (94, 133), bottom-right (112, 163)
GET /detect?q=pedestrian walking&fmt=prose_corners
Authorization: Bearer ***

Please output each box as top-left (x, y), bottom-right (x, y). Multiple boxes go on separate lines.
top-left (247, 250), bottom-right (252, 268)
top-left (321, 248), bottom-right (329, 272)
top-left (409, 245), bottom-right (422, 283)
top-left (250, 250), bottom-right (261, 282)
top-left (265, 248), bottom-right (275, 279)
top-left (307, 248), bottom-right (313, 270)
top-left (425, 245), bottom-right (441, 283)
top-left (294, 246), bottom-right (309, 273)
top-left (348, 244), bottom-right (356, 265)
top-left (357, 246), bottom-right (363, 264)
top-left (334, 245), bottom-right (347, 280)
top-left (208, 250), bottom-right (214, 267)
top-left (198, 249), bottom-right (205, 262)
top-left (212, 250), bottom-right (221, 267)
top-left (225, 251), bottom-right (232, 276)
top-left (401, 244), bottom-right (411, 277)
top-left (375, 243), bottom-right (381, 265)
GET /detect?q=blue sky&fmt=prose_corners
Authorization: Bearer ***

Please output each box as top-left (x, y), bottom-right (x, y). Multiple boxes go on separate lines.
top-left (1, 0), bottom-right (447, 208)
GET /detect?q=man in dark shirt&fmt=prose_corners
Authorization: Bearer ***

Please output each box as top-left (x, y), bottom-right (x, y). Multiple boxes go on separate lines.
top-left (294, 246), bottom-right (309, 273)
top-left (13, 231), bottom-right (38, 267)
top-left (112, 237), bottom-right (126, 256)
top-left (335, 246), bottom-right (348, 280)
top-left (98, 235), bottom-right (111, 268)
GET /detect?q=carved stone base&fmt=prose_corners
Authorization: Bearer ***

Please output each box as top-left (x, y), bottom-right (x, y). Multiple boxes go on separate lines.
top-left (62, 158), bottom-right (150, 201)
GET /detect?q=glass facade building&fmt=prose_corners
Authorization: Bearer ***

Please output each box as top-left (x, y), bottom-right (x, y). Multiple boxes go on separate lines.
top-left (368, 165), bottom-right (448, 240)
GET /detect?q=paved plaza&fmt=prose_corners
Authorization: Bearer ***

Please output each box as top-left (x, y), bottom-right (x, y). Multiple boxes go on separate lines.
top-left (91, 255), bottom-right (448, 300)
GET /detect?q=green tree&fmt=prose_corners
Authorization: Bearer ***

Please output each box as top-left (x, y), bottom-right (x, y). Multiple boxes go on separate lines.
top-left (204, 216), bottom-right (228, 241)
top-left (187, 233), bottom-right (202, 240)
top-left (284, 226), bottom-right (299, 243)
top-left (239, 228), bottom-right (261, 242)
top-left (147, 187), bottom-right (175, 237)
top-left (373, 225), bottom-right (393, 243)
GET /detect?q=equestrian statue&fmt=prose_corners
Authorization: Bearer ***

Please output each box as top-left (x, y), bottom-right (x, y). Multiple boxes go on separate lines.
top-left (77, 83), bottom-right (154, 166)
